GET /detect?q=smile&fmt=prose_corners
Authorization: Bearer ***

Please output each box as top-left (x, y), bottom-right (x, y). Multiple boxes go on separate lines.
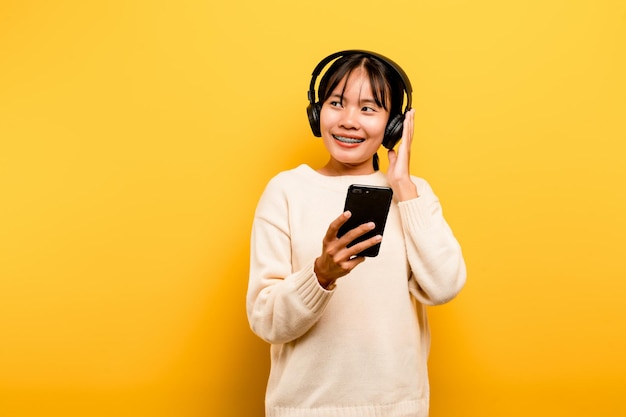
top-left (333, 135), bottom-right (365, 144)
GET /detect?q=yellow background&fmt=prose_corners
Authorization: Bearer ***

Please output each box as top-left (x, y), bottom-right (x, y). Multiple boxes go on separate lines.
top-left (1, 1), bottom-right (625, 416)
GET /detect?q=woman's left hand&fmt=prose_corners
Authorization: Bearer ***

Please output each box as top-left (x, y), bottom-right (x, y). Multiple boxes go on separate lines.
top-left (387, 109), bottom-right (418, 201)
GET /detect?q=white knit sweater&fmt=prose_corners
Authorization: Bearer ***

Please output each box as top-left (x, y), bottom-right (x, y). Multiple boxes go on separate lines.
top-left (247, 164), bottom-right (466, 417)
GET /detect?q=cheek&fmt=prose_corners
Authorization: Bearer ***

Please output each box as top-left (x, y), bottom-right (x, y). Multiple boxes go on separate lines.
top-left (318, 107), bottom-right (336, 128)
top-left (364, 117), bottom-right (389, 137)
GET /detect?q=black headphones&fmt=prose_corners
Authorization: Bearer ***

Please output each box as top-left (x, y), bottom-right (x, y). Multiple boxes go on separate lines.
top-left (306, 50), bottom-right (413, 150)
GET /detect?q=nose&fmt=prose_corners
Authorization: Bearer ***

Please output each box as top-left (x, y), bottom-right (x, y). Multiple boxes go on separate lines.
top-left (339, 106), bottom-right (360, 130)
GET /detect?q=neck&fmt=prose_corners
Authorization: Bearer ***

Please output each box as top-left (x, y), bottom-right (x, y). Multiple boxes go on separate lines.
top-left (317, 158), bottom-right (376, 176)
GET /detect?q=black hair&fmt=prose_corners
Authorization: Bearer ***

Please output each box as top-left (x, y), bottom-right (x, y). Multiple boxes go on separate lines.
top-left (316, 53), bottom-right (405, 119)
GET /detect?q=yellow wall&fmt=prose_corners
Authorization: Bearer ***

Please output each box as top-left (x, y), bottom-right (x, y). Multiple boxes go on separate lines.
top-left (1, 1), bottom-right (625, 416)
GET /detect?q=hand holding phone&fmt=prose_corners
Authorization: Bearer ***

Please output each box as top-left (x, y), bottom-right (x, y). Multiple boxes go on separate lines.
top-left (337, 184), bottom-right (393, 257)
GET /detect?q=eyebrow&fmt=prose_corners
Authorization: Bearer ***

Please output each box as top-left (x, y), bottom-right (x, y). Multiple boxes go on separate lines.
top-left (359, 98), bottom-right (379, 106)
top-left (328, 93), bottom-right (381, 107)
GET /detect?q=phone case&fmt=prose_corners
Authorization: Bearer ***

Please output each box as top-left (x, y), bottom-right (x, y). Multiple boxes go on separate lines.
top-left (337, 184), bottom-right (393, 257)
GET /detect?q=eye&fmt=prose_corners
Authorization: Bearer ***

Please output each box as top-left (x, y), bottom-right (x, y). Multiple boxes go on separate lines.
top-left (362, 106), bottom-right (376, 112)
top-left (329, 101), bottom-right (343, 108)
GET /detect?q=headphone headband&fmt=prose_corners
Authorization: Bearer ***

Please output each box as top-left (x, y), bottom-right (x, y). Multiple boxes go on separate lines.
top-left (307, 49), bottom-right (412, 112)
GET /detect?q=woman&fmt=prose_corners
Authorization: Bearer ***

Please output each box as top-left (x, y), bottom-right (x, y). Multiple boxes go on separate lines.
top-left (247, 50), bottom-right (466, 417)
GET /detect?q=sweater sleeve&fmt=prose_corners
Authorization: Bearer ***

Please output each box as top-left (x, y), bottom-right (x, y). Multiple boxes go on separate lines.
top-left (246, 179), bottom-right (334, 344)
top-left (400, 178), bottom-right (467, 306)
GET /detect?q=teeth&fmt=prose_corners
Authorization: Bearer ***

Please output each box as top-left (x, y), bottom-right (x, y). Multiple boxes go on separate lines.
top-left (334, 135), bottom-right (364, 144)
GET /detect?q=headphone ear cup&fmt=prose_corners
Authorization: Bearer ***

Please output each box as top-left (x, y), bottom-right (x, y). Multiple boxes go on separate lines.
top-left (307, 102), bottom-right (322, 137)
top-left (383, 114), bottom-right (404, 149)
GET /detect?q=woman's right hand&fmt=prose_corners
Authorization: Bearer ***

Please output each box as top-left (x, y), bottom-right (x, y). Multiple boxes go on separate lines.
top-left (314, 211), bottom-right (382, 289)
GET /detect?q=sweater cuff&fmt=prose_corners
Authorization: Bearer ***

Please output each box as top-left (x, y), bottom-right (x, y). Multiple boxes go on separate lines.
top-left (398, 196), bottom-right (432, 231)
top-left (291, 260), bottom-right (334, 315)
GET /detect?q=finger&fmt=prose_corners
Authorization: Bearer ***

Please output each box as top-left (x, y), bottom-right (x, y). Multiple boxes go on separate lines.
top-left (336, 221), bottom-right (375, 247)
top-left (345, 234), bottom-right (383, 258)
top-left (342, 254), bottom-right (367, 269)
top-left (387, 148), bottom-right (397, 170)
top-left (395, 110), bottom-right (415, 165)
top-left (324, 211), bottom-right (352, 241)
top-left (401, 109), bottom-right (415, 149)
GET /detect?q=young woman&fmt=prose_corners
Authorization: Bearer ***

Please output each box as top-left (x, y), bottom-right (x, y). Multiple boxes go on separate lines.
top-left (247, 50), bottom-right (466, 417)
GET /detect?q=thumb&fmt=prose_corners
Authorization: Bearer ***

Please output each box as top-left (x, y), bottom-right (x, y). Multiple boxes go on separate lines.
top-left (387, 148), bottom-right (397, 169)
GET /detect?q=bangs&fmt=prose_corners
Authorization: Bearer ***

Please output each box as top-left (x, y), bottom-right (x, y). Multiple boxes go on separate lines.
top-left (318, 56), bottom-right (392, 111)
top-left (364, 61), bottom-right (390, 110)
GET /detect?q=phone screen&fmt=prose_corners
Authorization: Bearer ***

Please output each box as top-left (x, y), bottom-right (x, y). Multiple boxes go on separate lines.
top-left (337, 184), bottom-right (393, 257)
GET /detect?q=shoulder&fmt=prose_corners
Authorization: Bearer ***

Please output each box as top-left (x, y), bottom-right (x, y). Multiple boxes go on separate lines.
top-left (410, 175), bottom-right (437, 199)
top-left (262, 165), bottom-right (313, 195)
top-left (255, 165), bottom-right (316, 214)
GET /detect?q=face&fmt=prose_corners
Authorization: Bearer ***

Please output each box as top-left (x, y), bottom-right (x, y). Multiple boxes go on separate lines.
top-left (318, 68), bottom-right (390, 175)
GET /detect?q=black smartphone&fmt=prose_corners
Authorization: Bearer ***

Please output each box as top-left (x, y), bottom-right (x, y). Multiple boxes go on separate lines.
top-left (337, 184), bottom-right (393, 257)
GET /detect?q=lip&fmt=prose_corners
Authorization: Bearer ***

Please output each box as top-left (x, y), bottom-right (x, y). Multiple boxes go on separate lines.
top-left (333, 134), bottom-right (365, 147)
